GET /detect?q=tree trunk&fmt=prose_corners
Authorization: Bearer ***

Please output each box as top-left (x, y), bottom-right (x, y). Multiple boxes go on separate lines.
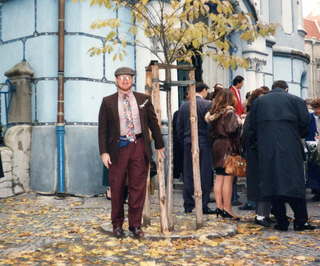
top-left (165, 67), bottom-right (174, 231)
top-left (188, 70), bottom-right (203, 229)
top-left (151, 63), bottom-right (169, 234)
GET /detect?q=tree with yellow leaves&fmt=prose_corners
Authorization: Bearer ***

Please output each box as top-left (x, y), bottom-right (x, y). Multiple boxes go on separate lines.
top-left (72, 0), bottom-right (276, 233)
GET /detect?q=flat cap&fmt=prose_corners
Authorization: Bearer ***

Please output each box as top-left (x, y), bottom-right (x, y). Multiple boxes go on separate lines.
top-left (114, 67), bottom-right (136, 76)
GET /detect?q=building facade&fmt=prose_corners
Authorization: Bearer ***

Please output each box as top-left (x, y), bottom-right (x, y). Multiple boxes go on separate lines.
top-left (304, 15), bottom-right (320, 98)
top-left (0, 0), bottom-right (310, 197)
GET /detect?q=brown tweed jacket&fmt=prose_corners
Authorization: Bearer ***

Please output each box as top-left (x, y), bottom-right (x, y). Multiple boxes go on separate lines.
top-left (98, 91), bottom-right (164, 163)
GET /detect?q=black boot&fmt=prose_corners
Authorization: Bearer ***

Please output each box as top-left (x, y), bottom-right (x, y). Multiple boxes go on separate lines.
top-left (294, 222), bottom-right (316, 231)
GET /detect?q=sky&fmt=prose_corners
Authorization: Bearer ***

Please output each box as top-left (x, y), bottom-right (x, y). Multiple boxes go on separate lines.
top-left (303, 0), bottom-right (319, 17)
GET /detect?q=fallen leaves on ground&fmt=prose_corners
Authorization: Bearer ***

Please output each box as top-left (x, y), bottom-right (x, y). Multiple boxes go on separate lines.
top-left (0, 194), bottom-right (319, 265)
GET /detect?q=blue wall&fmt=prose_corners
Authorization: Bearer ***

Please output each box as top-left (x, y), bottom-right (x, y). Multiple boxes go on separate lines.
top-left (0, 0), bottom-right (136, 124)
top-left (0, 0), bottom-right (136, 195)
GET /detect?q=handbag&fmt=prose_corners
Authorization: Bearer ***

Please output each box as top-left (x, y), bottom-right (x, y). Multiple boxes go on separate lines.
top-left (224, 154), bottom-right (247, 177)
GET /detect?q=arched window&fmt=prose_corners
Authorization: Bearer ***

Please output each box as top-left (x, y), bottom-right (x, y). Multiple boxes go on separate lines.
top-left (282, 0), bottom-right (293, 34)
top-left (300, 72), bottom-right (308, 99)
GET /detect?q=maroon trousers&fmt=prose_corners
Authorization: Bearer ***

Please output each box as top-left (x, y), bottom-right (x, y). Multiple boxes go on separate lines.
top-left (109, 138), bottom-right (148, 229)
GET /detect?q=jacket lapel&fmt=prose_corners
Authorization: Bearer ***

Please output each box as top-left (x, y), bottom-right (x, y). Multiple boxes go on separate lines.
top-left (133, 92), bottom-right (146, 131)
top-left (111, 93), bottom-right (120, 136)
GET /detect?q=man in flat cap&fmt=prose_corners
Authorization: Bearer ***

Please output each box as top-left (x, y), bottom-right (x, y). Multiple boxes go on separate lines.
top-left (98, 66), bottom-right (165, 238)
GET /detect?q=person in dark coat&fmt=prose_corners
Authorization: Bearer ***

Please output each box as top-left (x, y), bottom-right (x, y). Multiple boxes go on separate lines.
top-left (173, 90), bottom-right (189, 181)
top-left (238, 89), bottom-right (256, 211)
top-left (205, 89), bottom-right (242, 220)
top-left (177, 82), bottom-right (214, 214)
top-left (173, 110), bottom-right (183, 180)
top-left (241, 88), bottom-right (272, 227)
top-left (249, 80), bottom-right (315, 231)
top-left (305, 98), bottom-right (320, 201)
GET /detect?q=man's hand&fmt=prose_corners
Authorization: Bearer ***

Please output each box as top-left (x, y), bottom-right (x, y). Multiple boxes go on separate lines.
top-left (157, 148), bottom-right (165, 160)
top-left (101, 153), bottom-right (112, 169)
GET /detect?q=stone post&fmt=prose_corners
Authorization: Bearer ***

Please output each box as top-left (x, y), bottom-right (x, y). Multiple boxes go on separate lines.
top-left (5, 61), bottom-right (33, 123)
top-left (2, 61), bottom-right (34, 194)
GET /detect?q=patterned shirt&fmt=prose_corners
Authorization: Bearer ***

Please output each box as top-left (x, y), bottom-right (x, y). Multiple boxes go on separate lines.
top-left (118, 90), bottom-right (142, 136)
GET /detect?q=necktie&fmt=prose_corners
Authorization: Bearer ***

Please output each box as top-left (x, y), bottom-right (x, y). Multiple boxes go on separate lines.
top-left (123, 94), bottom-right (135, 142)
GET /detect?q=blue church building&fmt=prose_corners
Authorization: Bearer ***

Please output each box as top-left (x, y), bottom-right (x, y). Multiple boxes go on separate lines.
top-left (0, 0), bottom-right (310, 197)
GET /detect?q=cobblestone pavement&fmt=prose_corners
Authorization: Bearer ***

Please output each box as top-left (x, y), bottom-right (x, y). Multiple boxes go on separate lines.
top-left (0, 190), bottom-right (319, 265)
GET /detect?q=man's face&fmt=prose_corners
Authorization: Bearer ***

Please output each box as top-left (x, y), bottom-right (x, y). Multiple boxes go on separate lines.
top-left (116, 75), bottom-right (133, 91)
top-left (237, 81), bottom-right (244, 89)
top-left (203, 89), bottom-right (208, 98)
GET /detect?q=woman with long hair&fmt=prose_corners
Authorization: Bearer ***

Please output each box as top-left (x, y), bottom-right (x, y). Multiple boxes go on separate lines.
top-left (205, 89), bottom-right (242, 220)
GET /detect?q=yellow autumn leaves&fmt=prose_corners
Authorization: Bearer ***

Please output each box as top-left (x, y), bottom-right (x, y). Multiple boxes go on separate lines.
top-left (72, 0), bottom-right (276, 68)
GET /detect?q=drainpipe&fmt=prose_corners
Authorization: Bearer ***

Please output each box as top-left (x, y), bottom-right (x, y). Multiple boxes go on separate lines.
top-left (56, 0), bottom-right (65, 194)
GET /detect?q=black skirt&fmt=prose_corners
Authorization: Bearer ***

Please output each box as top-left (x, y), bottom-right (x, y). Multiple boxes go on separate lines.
top-left (214, 167), bottom-right (229, 176)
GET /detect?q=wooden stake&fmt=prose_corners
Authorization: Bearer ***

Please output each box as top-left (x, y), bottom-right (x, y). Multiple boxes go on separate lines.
top-left (188, 69), bottom-right (203, 229)
top-left (165, 67), bottom-right (174, 231)
top-left (151, 63), bottom-right (169, 234)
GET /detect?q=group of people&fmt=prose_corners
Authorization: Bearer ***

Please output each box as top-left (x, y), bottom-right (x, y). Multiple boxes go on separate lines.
top-left (98, 66), bottom-right (316, 239)
top-left (176, 76), bottom-right (316, 231)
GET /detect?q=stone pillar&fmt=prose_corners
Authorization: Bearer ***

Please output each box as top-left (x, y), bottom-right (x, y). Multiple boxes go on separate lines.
top-left (5, 61), bottom-right (34, 123)
top-left (246, 57), bottom-right (267, 92)
top-left (2, 61), bottom-right (34, 193)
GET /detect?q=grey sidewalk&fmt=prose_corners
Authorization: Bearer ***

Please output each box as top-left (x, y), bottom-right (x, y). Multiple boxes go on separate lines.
top-left (0, 190), bottom-right (319, 265)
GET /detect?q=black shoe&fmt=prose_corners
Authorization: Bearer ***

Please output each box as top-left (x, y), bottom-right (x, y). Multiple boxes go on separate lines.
top-left (265, 216), bottom-right (276, 224)
top-left (222, 210), bottom-right (240, 221)
top-left (185, 208), bottom-right (193, 213)
top-left (232, 200), bottom-right (242, 206)
top-left (239, 203), bottom-right (256, 211)
top-left (274, 224), bottom-right (288, 231)
top-left (215, 208), bottom-right (224, 218)
top-left (203, 207), bottom-right (217, 215)
top-left (129, 227), bottom-right (144, 238)
top-left (294, 222), bottom-right (316, 231)
top-left (311, 194), bottom-right (320, 202)
top-left (255, 217), bottom-right (271, 227)
top-left (113, 227), bottom-right (125, 238)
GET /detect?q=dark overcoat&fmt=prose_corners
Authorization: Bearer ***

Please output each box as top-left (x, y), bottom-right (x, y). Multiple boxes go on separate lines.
top-left (241, 112), bottom-right (260, 201)
top-left (98, 91), bottom-right (164, 163)
top-left (305, 113), bottom-right (320, 190)
top-left (173, 110), bottom-right (183, 179)
top-left (177, 96), bottom-right (212, 146)
top-left (249, 88), bottom-right (310, 199)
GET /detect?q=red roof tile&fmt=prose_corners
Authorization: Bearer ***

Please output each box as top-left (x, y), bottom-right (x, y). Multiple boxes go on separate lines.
top-left (304, 18), bottom-right (320, 40)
